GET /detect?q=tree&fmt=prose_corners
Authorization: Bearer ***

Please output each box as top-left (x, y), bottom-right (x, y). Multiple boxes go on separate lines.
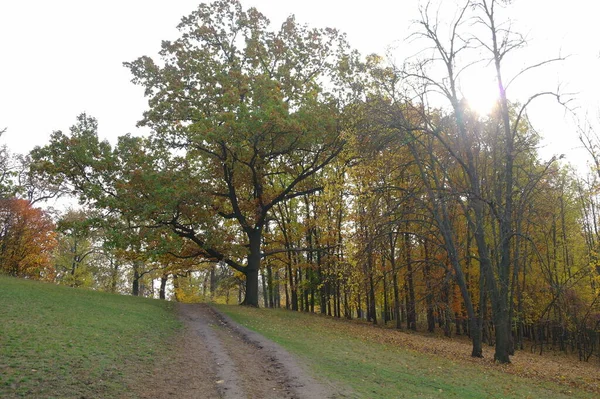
top-left (0, 129), bottom-right (20, 199)
top-left (53, 209), bottom-right (99, 288)
top-left (123, 0), bottom-right (355, 306)
top-left (399, 0), bottom-right (566, 363)
top-left (0, 198), bottom-right (56, 279)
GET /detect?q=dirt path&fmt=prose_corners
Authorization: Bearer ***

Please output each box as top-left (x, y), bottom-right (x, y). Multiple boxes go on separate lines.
top-left (139, 303), bottom-right (336, 399)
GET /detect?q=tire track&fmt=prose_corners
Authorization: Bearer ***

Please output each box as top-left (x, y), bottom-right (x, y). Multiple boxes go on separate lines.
top-left (178, 303), bottom-right (338, 399)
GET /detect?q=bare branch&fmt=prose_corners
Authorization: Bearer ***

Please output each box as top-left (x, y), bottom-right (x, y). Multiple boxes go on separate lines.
top-left (505, 56), bottom-right (568, 90)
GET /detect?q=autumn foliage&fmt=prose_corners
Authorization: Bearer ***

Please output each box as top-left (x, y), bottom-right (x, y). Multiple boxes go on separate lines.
top-left (23, 0), bottom-right (600, 366)
top-left (0, 198), bottom-right (56, 279)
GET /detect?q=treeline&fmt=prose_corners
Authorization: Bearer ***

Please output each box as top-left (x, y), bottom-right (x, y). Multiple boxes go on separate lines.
top-left (255, 103), bottom-right (600, 363)
top-left (3, 0), bottom-right (599, 365)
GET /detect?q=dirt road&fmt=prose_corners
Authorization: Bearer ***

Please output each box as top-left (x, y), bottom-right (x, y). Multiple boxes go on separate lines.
top-left (139, 303), bottom-right (336, 399)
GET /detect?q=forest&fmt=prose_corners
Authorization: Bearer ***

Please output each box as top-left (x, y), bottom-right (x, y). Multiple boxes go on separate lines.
top-left (2, 0), bottom-right (600, 367)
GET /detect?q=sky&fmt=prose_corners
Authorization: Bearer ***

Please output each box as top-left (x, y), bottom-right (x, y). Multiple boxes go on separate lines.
top-left (1, 0), bottom-right (598, 173)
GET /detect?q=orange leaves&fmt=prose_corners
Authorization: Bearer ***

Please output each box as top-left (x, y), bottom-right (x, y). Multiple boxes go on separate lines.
top-left (0, 198), bottom-right (57, 280)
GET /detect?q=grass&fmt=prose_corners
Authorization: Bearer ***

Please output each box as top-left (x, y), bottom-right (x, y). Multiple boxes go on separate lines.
top-left (218, 305), bottom-right (594, 399)
top-left (1, 275), bottom-right (593, 398)
top-left (0, 275), bottom-right (181, 398)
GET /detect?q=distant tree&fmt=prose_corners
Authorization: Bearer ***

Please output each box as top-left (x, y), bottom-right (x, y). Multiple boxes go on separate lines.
top-left (17, 153), bottom-right (66, 204)
top-left (0, 129), bottom-right (19, 199)
top-left (0, 198), bottom-right (56, 279)
top-left (53, 209), bottom-right (101, 288)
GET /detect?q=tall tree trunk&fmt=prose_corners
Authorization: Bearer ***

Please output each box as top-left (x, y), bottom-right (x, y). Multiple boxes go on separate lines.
top-left (485, 0), bottom-right (515, 363)
top-left (390, 233), bottom-right (402, 330)
top-left (441, 271), bottom-right (451, 337)
top-left (288, 262), bottom-right (298, 311)
top-left (273, 269), bottom-right (281, 308)
top-left (470, 198), bottom-right (508, 360)
top-left (267, 262), bottom-right (274, 308)
top-left (261, 267), bottom-right (268, 308)
top-left (367, 248), bottom-right (377, 325)
top-left (423, 242), bottom-right (435, 333)
top-left (335, 282), bottom-right (341, 318)
top-left (242, 229), bottom-right (261, 307)
top-left (284, 266), bottom-right (290, 309)
top-left (405, 232), bottom-right (416, 331)
top-left (383, 265), bottom-right (390, 325)
top-left (303, 268), bottom-right (310, 312)
top-left (297, 267), bottom-right (304, 311)
top-left (408, 137), bottom-right (482, 356)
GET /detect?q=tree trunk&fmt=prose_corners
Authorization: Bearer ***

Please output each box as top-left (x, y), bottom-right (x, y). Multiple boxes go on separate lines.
top-left (472, 201), bottom-right (508, 361)
top-left (261, 267), bottom-right (268, 307)
top-left (284, 266), bottom-right (290, 309)
top-left (408, 137), bottom-right (482, 356)
top-left (423, 244), bottom-right (436, 333)
top-left (344, 289), bottom-right (351, 319)
top-left (335, 282), bottom-right (341, 318)
top-left (242, 229), bottom-right (261, 307)
top-left (273, 269), bottom-right (281, 308)
top-left (488, 0), bottom-right (516, 363)
top-left (368, 253), bottom-right (377, 325)
top-left (390, 233), bottom-right (402, 330)
top-left (383, 266), bottom-right (390, 325)
top-left (405, 232), bottom-right (416, 331)
top-left (267, 263), bottom-right (274, 308)
top-left (132, 265), bottom-right (140, 296)
top-left (210, 264), bottom-right (217, 299)
top-left (159, 274), bottom-right (168, 300)
top-left (288, 262), bottom-right (298, 310)
top-left (303, 268), bottom-right (310, 312)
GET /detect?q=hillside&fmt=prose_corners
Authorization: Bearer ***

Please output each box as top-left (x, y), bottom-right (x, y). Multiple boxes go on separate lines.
top-left (0, 275), bottom-right (180, 398)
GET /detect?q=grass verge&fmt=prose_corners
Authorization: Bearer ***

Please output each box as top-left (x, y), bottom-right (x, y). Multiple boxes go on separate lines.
top-left (218, 305), bottom-right (594, 399)
top-left (0, 275), bottom-right (180, 398)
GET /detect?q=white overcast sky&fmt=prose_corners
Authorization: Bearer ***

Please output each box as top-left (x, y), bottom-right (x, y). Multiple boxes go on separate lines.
top-left (1, 0), bottom-right (599, 172)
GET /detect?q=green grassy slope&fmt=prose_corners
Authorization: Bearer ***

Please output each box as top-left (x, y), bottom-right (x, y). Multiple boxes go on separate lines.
top-left (219, 305), bottom-right (594, 399)
top-left (0, 275), bottom-right (180, 398)
top-left (1, 275), bottom-right (593, 399)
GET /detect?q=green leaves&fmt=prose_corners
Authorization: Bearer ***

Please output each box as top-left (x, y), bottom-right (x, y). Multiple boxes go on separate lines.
top-left (124, 0), bottom-right (352, 233)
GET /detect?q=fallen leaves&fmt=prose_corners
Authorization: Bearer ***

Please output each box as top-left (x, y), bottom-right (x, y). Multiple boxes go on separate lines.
top-left (329, 317), bottom-right (600, 394)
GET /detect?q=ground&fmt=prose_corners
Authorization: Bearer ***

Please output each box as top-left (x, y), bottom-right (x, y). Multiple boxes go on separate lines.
top-left (137, 304), bottom-right (338, 399)
top-left (130, 303), bottom-right (600, 398)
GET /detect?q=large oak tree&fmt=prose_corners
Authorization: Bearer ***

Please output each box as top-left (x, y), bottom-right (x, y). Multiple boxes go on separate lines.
top-left (33, 0), bottom-right (355, 306)
top-left (124, 0), bottom-right (356, 306)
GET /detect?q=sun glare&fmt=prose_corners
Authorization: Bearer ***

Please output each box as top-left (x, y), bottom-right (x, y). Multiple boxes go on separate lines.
top-left (460, 71), bottom-right (499, 117)
top-left (464, 92), bottom-right (499, 117)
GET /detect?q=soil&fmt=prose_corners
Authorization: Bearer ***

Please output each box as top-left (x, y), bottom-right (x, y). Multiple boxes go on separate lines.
top-left (136, 303), bottom-right (337, 399)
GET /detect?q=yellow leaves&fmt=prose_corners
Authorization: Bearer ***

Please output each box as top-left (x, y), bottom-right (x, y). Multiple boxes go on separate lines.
top-left (173, 287), bottom-right (202, 304)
